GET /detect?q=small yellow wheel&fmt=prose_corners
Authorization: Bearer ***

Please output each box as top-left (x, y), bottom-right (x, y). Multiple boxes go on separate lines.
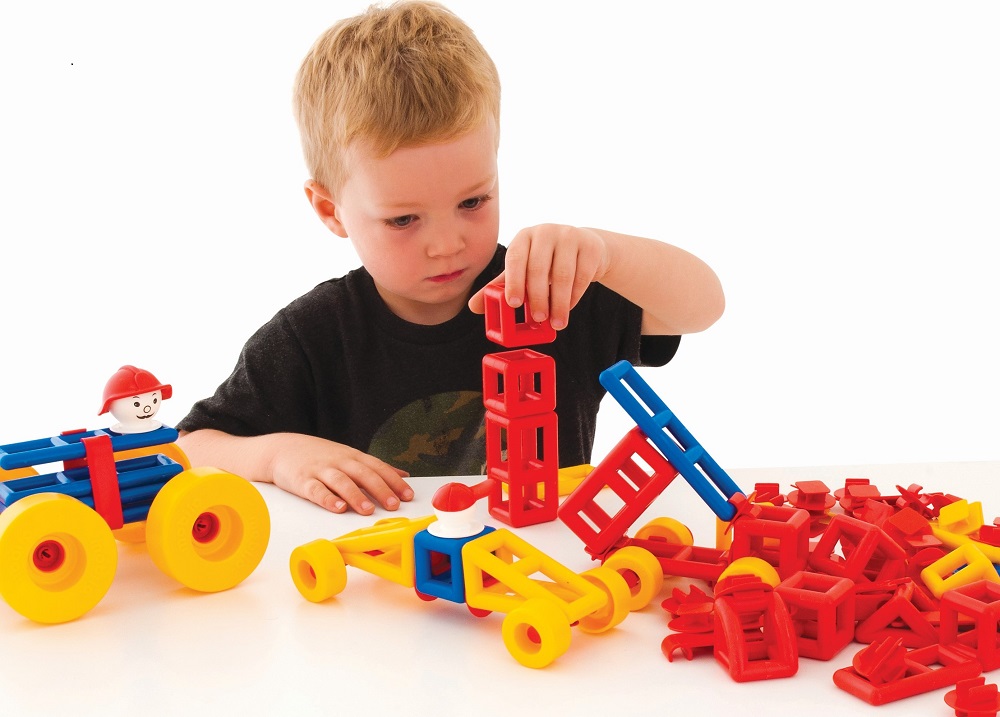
top-left (603, 546), bottom-right (664, 611)
top-left (290, 540), bottom-right (347, 602)
top-left (635, 516), bottom-right (694, 545)
top-left (146, 467), bottom-right (270, 593)
top-left (577, 566), bottom-right (630, 633)
top-left (501, 598), bottom-right (572, 668)
top-left (0, 493), bottom-right (117, 623)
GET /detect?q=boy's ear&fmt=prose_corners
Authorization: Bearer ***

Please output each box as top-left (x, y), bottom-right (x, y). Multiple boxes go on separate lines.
top-left (304, 180), bottom-right (348, 237)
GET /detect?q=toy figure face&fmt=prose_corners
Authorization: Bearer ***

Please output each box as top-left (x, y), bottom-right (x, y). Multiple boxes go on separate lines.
top-left (328, 119), bottom-right (501, 326)
top-left (109, 390), bottom-right (162, 433)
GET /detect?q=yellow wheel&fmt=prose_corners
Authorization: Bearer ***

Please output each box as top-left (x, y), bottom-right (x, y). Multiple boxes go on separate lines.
top-left (113, 521), bottom-right (147, 544)
top-left (603, 546), bottom-right (664, 611)
top-left (577, 566), bottom-right (630, 633)
top-left (290, 540), bottom-right (347, 602)
top-left (635, 516), bottom-right (694, 545)
top-left (501, 598), bottom-right (572, 668)
top-left (720, 556), bottom-right (781, 588)
top-left (146, 467), bottom-right (269, 592)
top-left (0, 493), bottom-right (117, 623)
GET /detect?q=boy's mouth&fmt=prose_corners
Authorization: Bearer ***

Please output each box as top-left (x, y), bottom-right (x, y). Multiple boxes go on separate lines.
top-left (428, 270), bottom-right (464, 284)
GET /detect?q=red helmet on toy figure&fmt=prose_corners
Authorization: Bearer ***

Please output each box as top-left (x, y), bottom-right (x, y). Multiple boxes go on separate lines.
top-left (99, 365), bottom-right (173, 415)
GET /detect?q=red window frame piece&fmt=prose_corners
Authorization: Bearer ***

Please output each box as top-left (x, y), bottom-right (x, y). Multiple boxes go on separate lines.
top-left (775, 571), bottom-right (856, 661)
top-left (712, 574), bottom-right (799, 682)
top-left (557, 426), bottom-right (678, 559)
top-left (482, 284), bottom-right (556, 348)
top-left (940, 580), bottom-right (1000, 672)
top-left (729, 503), bottom-right (811, 580)
top-left (808, 513), bottom-right (908, 584)
top-left (833, 639), bottom-right (983, 706)
top-left (944, 677), bottom-right (1000, 717)
top-left (482, 349), bottom-right (556, 417)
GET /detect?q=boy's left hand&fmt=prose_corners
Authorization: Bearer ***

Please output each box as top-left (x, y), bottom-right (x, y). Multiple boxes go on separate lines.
top-left (468, 224), bottom-right (610, 330)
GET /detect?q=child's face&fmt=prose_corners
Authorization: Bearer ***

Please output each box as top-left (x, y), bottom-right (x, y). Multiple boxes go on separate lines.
top-left (329, 120), bottom-right (500, 325)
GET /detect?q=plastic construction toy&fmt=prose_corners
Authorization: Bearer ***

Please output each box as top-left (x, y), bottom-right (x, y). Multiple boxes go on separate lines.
top-left (289, 477), bottom-right (630, 668)
top-left (0, 366), bottom-right (269, 624)
top-left (480, 284), bottom-right (560, 528)
top-left (559, 361), bottom-right (746, 611)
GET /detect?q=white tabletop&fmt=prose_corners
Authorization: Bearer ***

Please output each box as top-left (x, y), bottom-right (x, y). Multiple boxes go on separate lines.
top-left (0, 461), bottom-right (997, 716)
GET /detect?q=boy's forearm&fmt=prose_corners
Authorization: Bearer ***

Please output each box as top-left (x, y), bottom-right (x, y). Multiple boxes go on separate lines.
top-left (592, 229), bottom-right (725, 335)
top-left (176, 429), bottom-right (278, 484)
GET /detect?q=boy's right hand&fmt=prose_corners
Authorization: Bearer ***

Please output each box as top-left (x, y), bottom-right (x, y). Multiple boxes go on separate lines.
top-left (266, 434), bottom-right (413, 515)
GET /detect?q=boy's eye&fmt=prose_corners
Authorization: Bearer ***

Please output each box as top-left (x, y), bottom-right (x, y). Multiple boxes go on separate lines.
top-left (385, 214), bottom-right (416, 228)
top-left (460, 194), bottom-right (491, 210)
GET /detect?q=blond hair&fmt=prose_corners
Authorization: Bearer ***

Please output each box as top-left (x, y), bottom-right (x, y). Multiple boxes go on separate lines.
top-left (293, 1), bottom-right (501, 194)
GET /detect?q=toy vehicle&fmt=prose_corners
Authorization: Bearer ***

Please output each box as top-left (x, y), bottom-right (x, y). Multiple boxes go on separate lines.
top-left (289, 480), bottom-right (630, 668)
top-left (0, 424), bottom-right (269, 623)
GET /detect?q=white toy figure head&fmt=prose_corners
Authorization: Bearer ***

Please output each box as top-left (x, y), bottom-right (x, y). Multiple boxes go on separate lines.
top-left (99, 365), bottom-right (172, 434)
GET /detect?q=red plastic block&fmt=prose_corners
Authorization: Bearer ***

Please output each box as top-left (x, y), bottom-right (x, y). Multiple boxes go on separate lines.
top-left (712, 574), bottom-right (798, 682)
top-left (882, 506), bottom-right (942, 553)
top-left (752, 482), bottom-right (785, 506)
top-left (940, 580), bottom-right (1000, 671)
top-left (786, 480), bottom-right (834, 512)
top-left (729, 503), bottom-right (810, 580)
top-left (633, 538), bottom-right (729, 584)
top-left (82, 434), bottom-right (124, 530)
top-left (833, 639), bottom-right (983, 706)
top-left (855, 578), bottom-right (939, 648)
top-left (775, 571), bottom-right (855, 661)
top-left (944, 677), bottom-right (1000, 717)
top-left (808, 513), bottom-right (908, 583)
top-left (485, 410), bottom-right (558, 527)
top-left (557, 426), bottom-right (677, 558)
top-left (482, 284), bottom-right (556, 347)
top-left (979, 524), bottom-right (1000, 547)
top-left (482, 349), bottom-right (556, 417)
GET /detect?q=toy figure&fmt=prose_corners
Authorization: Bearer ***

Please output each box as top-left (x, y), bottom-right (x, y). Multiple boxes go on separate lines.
top-left (99, 365), bottom-right (173, 434)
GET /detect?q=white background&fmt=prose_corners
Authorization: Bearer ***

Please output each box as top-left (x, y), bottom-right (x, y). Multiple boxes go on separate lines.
top-left (1, 1), bottom-right (998, 472)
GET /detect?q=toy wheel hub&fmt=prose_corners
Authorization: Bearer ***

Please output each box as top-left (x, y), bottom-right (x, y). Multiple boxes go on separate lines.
top-left (32, 540), bottom-right (66, 572)
top-left (192, 512), bottom-right (221, 543)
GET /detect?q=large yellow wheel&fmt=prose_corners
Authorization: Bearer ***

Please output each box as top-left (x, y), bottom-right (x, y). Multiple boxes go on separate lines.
top-left (146, 467), bottom-right (269, 593)
top-left (501, 598), bottom-right (572, 668)
top-left (577, 566), bottom-right (630, 633)
top-left (635, 516), bottom-right (694, 545)
top-left (290, 540), bottom-right (347, 602)
top-left (111, 443), bottom-right (191, 545)
top-left (0, 493), bottom-right (117, 623)
top-left (603, 546), bottom-right (664, 611)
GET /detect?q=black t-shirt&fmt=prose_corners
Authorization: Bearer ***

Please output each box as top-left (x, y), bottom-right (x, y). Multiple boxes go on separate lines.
top-left (177, 246), bottom-right (679, 475)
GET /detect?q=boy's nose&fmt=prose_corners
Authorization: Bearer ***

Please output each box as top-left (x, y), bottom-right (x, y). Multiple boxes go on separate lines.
top-left (426, 230), bottom-right (465, 257)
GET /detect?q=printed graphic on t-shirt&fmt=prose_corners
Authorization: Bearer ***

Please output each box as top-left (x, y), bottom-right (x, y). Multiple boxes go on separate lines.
top-left (367, 391), bottom-right (486, 476)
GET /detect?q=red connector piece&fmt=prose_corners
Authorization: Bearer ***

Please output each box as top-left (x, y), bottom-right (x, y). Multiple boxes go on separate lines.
top-left (945, 677), bottom-right (1000, 717)
top-left (729, 503), bottom-right (810, 580)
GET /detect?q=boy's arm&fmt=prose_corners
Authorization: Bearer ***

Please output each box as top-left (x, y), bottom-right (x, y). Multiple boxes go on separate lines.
top-left (176, 428), bottom-right (413, 515)
top-left (469, 224), bottom-right (724, 335)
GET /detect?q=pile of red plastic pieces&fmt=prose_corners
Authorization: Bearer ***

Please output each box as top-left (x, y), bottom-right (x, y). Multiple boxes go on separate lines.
top-left (656, 478), bottom-right (1000, 712)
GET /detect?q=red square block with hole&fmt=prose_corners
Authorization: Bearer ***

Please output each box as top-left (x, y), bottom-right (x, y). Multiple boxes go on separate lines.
top-left (729, 504), bottom-right (810, 580)
top-left (485, 410), bottom-right (558, 527)
top-left (482, 284), bottom-right (556, 348)
top-left (482, 349), bottom-right (555, 417)
top-left (808, 514), bottom-right (908, 583)
top-left (557, 426), bottom-right (678, 558)
top-left (940, 579), bottom-right (1000, 671)
top-left (775, 571), bottom-right (856, 660)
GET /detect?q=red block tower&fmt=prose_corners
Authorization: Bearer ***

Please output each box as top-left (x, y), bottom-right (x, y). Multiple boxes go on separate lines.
top-left (481, 285), bottom-right (559, 527)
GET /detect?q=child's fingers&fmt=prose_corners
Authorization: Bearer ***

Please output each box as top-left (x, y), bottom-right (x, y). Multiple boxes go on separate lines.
top-left (547, 245), bottom-right (579, 330)
top-left (314, 467), bottom-right (377, 515)
top-left (467, 272), bottom-right (505, 314)
top-left (523, 238), bottom-right (554, 323)
top-left (300, 477), bottom-right (348, 513)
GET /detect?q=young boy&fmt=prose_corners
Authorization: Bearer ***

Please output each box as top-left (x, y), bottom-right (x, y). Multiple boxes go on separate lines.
top-left (176, 1), bottom-right (725, 516)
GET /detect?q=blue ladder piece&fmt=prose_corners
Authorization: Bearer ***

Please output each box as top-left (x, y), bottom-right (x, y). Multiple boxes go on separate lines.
top-left (599, 361), bottom-right (744, 521)
top-left (0, 426), bottom-right (179, 471)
